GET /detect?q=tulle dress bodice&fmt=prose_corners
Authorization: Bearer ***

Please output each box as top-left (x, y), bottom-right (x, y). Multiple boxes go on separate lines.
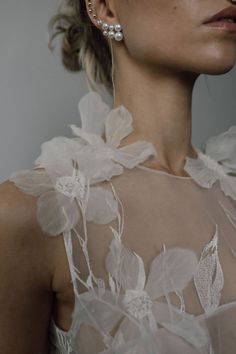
top-left (9, 91), bottom-right (236, 354)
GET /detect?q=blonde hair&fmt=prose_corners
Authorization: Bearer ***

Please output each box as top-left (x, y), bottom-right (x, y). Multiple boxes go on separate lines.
top-left (48, 0), bottom-right (113, 95)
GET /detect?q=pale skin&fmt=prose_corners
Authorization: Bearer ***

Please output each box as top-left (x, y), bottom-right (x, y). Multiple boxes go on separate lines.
top-left (0, 1), bottom-right (236, 353)
top-left (88, 0), bottom-right (236, 176)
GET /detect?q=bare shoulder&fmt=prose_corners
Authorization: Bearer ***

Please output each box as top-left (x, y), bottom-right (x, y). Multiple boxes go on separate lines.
top-left (0, 177), bottom-right (75, 351)
top-left (0, 179), bottom-right (53, 269)
top-left (1, 176), bottom-right (75, 328)
top-left (0, 179), bottom-right (38, 231)
top-left (0, 179), bottom-right (55, 352)
top-left (0, 178), bottom-right (72, 291)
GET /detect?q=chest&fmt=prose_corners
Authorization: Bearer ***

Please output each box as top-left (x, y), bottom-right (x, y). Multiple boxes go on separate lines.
top-left (75, 201), bottom-right (236, 317)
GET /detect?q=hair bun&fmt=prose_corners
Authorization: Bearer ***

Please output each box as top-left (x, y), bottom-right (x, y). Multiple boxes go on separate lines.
top-left (48, 0), bottom-right (113, 94)
top-left (67, 23), bottom-right (84, 38)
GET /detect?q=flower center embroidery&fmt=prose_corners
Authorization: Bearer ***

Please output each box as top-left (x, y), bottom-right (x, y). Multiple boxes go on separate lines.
top-left (55, 171), bottom-right (86, 200)
top-left (122, 289), bottom-right (153, 320)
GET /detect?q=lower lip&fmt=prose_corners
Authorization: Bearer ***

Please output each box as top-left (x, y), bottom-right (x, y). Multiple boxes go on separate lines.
top-left (204, 20), bottom-right (236, 33)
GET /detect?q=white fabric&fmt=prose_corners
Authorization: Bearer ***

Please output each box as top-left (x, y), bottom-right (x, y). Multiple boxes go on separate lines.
top-left (9, 91), bottom-right (236, 354)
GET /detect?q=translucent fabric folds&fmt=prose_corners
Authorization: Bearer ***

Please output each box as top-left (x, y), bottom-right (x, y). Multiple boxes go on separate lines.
top-left (9, 91), bottom-right (236, 354)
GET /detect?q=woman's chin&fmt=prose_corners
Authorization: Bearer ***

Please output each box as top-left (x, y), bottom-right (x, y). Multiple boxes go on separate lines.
top-left (203, 61), bottom-right (236, 75)
top-left (193, 55), bottom-right (234, 75)
top-left (201, 47), bottom-right (236, 74)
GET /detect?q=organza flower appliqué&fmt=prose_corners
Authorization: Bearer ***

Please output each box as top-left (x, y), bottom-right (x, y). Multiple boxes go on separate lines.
top-left (9, 91), bottom-right (156, 236)
top-left (68, 91), bottom-right (157, 175)
top-left (75, 229), bottom-right (210, 353)
top-left (184, 125), bottom-right (236, 201)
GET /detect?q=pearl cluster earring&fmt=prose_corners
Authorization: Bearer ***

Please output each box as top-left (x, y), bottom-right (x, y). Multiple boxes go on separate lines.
top-left (96, 20), bottom-right (123, 41)
top-left (87, 0), bottom-right (123, 41)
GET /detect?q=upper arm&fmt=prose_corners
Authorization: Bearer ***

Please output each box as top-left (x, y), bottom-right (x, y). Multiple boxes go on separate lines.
top-left (0, 180), bottom-right (55, 353)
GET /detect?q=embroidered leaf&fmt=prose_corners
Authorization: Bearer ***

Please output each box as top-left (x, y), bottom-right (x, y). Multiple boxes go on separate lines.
top-left (194, 225), bottom-right (224, 313)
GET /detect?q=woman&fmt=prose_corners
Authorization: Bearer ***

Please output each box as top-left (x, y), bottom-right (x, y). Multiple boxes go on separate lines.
top-left (0, 0), bottom-right (236, 353)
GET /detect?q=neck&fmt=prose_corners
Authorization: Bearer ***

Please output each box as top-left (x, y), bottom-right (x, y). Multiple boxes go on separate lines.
top-left (112, 56), bottom-right (199, 176)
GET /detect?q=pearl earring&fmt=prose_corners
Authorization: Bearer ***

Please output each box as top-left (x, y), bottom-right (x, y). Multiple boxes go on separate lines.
top-left (97, 20), bottom-right (123, 41)
top-left (87, 1), bottom-right (123, 42)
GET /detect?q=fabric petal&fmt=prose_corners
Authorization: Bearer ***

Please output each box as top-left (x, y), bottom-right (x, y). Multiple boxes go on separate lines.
top-left (37, 190), bottom-right (80, 236)
top-left (145, 247), bottom-right (198, 300)
top-left (69, 124), bottom-right (104, 145)
top-left (85, 186), bottom-right (119, 224)
top-left (106, 319), bottom-right (162, 354)
top-left (9, 169), bottom-right (52, 196)
top-left (133, 252), bottom-right (146, 291)
top-left (73, 289), bottom-right (124, 335)
top-left (185, 147), bottom-right (236, 201)
top-left (184, 150), bottom-right (225, 188)
top-left (217, 200), bottom-right (236, 262)
top-left (105, 243), bottom-right (147, 291)
top-left (105, 105), bottom-right (133, 148)
top-left (219, 175), bottom-right (236, 201)
top-left (152, 301), bottom-right (209, 350)
top-left (93, 270), bottom-right (234, 354)
top-left (160, 316), bottom-right (209, 349)
top-left (193, 225), bottom-right (224, 314)
top-left (204, 125), bottom-right (236, 173)
top-left (77, 145), bottom-right (124, 183)
top-left (78, 91), bottom-right (110, 136)
top-left (34, 136), bottom-right (81, 179)
top-left (113, 141), bottom-right (157, 169)
top-left (99, 335), bottom-right (159, 354)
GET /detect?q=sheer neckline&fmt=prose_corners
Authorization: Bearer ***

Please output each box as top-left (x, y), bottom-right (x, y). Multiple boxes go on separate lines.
top-left (135, 147), bottom-right (200, 180)
top-left (136, 164), bottom-right (192, 180)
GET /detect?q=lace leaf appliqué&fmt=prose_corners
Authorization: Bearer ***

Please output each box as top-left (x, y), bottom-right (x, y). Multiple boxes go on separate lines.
top-left (194, 224), bottom-right (224, 314)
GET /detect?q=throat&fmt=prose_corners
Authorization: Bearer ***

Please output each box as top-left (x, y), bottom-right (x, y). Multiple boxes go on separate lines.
top-left (139, 148), bottom-right (198, 177)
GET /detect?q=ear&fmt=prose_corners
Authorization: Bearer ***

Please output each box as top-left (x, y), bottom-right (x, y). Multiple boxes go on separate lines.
top-left (85, 0), bottom-right (118, 29)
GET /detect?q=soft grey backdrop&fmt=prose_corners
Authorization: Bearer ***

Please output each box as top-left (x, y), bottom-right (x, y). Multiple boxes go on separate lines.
top-left (0, 0), bottom-right (235, 182)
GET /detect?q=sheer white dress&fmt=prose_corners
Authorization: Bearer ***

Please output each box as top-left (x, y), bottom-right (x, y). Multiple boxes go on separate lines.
top-left (9, 91), bottom-right (236, 354)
